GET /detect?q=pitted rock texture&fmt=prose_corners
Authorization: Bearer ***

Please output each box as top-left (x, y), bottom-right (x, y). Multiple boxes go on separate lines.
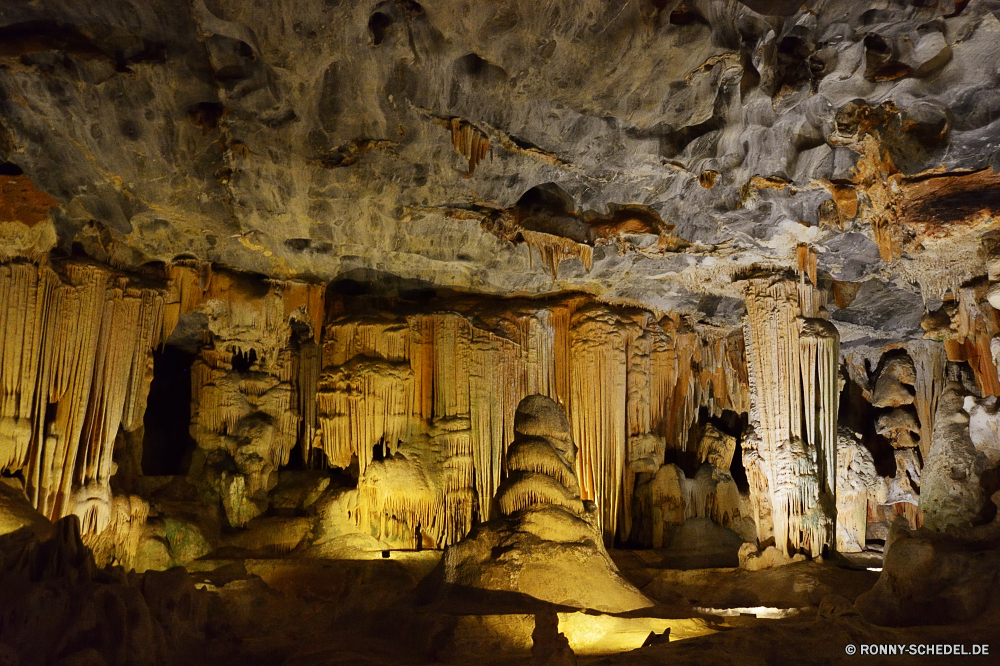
top-left (1, 1), bottom-right (1000, 334)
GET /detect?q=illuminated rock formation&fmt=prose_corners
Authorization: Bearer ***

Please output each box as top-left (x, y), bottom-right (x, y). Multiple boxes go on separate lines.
top-left (172, 264), bottom-right (325, 527)
top-left (435, 395), bottom-right (653, 613)
top-left (0, 260), bottom-right (162, 561)
top-left (5, 0), bottom-right (1000, 659)
top-left (742, 277), bottom-right (839, 557)
top-left (835, 429), bottom-right (887, 553)
top-left (311, 298), bottom-right (748, 548)
top-left (920, 381), bottom-right (987, 531)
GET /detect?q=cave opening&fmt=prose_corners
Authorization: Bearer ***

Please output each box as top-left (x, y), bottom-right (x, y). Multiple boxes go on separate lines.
top-left (230, 348), bottom-right (257, 373)
top-left (841, 366), bottom-right (896, 478)
top-left (0, 161), bottom-right (23, 176)
top-left (726, 411), bottom-right (750, 493)
top-left (142, 345), bottom-right (197, 476)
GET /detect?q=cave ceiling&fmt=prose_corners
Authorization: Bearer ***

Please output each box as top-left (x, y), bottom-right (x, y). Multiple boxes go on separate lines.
top-left (2, 0), bottom-right (1000, 343)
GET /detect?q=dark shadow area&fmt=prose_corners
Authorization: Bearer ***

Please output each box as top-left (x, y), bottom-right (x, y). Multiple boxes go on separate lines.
top-left (368, 12), bottom-right (391, 45)
top-left (841, 364), bottom-right (896, 478)
top-left (726, 411), bottom-right (750, 493)
top-left (230, 348), bottom-right (257, 373)
top-left (143, 345), bottom-right (197, 476)
top-left (0, 161), bottom-right (23, 176)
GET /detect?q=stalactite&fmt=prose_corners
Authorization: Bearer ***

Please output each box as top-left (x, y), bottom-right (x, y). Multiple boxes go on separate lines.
top-left (943, 285), bottom-right (1000, 396)
top-left (298, 339), bottom-right (322, 465)
top-left (570, 305), bottom-right (629, 542)
top-left (681, 465), bottom-right (743, 528)
top-left (357, 418), bottom-right (475, 548)
top-left (449, 118), bottom-right (492, 175)
top-left (521, 229), bottom-right (594, 279)
top-left (743, 277), bottom-right (838, 557)
top-left (468, 327), bottom-right (524, 521)
top-left (318, 298), bottom-right (749, 548)
top-left (770, 437), bottom-right (831, 558)
top-left (0, 262), bottom-right (162, 527)
top-left (164, 263), bottom-right (325, 367)
top-left (796, 245), bottom-right (819, 288)
top-left (174, 263), bottom-right (325, 527)
top-left (799, 318), bottom-right (840, 497)
top-left (323, 316), bottom-right (410, 368)
top-left (316, 358), bottom-right (413, 474)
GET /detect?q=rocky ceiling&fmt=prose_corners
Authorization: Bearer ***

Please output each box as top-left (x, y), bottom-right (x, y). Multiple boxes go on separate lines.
top-left (2, 0), bottom-right (1000, 343)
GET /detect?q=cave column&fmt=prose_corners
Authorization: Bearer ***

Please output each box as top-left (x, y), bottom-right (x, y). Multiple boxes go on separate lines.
top-left (742, 269), bottom-right (839, 557)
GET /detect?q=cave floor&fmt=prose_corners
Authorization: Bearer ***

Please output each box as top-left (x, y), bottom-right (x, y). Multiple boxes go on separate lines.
top-left (166, 546), bottom-right (1000, 666)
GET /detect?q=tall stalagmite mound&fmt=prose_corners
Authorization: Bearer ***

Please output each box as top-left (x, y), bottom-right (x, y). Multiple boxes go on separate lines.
top-left (430, 394), bottom-right (653, 613)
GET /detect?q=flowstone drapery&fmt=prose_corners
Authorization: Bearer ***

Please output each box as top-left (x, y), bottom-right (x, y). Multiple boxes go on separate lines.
top-left (742, 273), bottom-right (840, 557)
top-left (0, 260), bottom-right (161, 564)
top-left (316, 298), bottom-right (748, 546)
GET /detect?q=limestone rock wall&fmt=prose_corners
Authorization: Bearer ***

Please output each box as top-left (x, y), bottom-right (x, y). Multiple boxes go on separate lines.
top-left (168, 263), bottom-right (326, 527)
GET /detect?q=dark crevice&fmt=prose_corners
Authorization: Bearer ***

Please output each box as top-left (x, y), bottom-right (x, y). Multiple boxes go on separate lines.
top-left (230, 348), bottom-right (257, 373)
top-left (142, 346), bottom-right (197, 476)
top-left (369, 12), bottom-right (392, 45)
top-left (0, 161), bottom-right (23, 176)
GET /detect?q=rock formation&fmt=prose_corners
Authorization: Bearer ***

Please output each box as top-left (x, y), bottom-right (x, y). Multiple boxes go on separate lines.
top-left (3, 0), bottom-right (1000, 662)
top-left (835, 429), bottom-right (887, 553)
top-left (742, 275), bottom-right (839, 557)
top-left (856, 513), bottom-right (1000, 626)
top-left (433, 394), bottom-right (653, 613)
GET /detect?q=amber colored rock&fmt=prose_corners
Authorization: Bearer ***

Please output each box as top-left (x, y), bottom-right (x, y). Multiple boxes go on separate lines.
top-left (433, 395), bottom-right (653, 613)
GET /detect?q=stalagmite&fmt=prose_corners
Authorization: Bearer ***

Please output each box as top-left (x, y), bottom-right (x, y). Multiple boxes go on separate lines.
top-left (190, 347), bottom-right (300, 526)
top-left (741, 425), bottom-right (774, 544)
top-left (3, 272), bottom-right (761, 554)
top-left (770, 437), bottom-right (832, 559)
top-left (911, 342), bottom-right (946, 462)
top-left (921, 381), bottom-right (985, 531)
top-left (314, 298), bottom-right (749, 547)
top-left (650, 464), bottom-right (686, 547)
top-left (435, 395), bottom-right (654, 613)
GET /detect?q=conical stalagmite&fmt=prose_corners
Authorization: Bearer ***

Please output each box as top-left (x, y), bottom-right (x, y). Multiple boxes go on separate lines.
top-left (434, 394), bottom-right (654, 613)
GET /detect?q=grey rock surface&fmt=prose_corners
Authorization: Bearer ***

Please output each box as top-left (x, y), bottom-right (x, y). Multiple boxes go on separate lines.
top-left (1, 1), bottom-right (999, 330)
